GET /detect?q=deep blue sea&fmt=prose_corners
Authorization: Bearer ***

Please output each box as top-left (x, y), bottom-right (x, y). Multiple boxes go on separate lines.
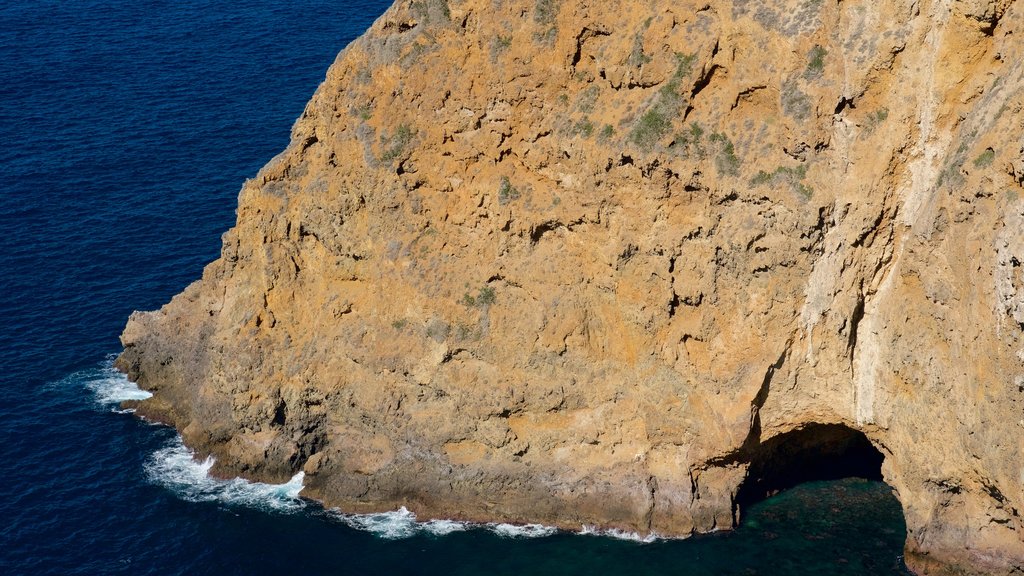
top-left (0, 2), bottom-right (912, 574)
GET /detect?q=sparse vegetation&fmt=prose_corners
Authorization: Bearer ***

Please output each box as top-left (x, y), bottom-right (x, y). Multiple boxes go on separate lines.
top-left (600, 124), bottom-right (615, 140)
top-left (478, 286), bottom-right (496, 305)
top-left (426, 319), bottom-right (450, 342)
top-left (400, 41), bottom-right (431, 67)
top-left (631, 109), bottom-right (670, 149)
top-left (573, 118), bottom-right (595, 137)
top-left (354, 104), bottom-right (373, 121)
top-left (796, 182), bottom-right (814, 200)
top-left (749, 164), bottom-right (813, 199)
top-left (534, 26), bottom-right (558, 45)
top-left (490, 35), bottom-right (512, 60)
top-left (974, 148), bottom-right (996, 168)
top-left (805, 45), bottom-right (827, 77)
top-left (673, 122), bottom-right (706, 159)
top-left (411, 0), bottom-right (450, 23)
top-left (937, 163), bottom-right (965, 188)
top-left (689, 122), bottom-right (704, 140)
top-left (709, 132), bottom-right (741, 176)
top-left (534, 0), bottom-right (559, 24)
top-left (864, 108), bottom-right (888, 132)
top-left (498, 176), bottom-right (521, 205)
top-left (629, 52), bottom-right (697, 150)
top-left (461, 285), bottom-right (496, 308)
top-left (782, 79), bottom-right (812, 120)
top-left (577, 85), bottom-right (600, 113)
top-left (391, 319), bottom-right (408, 330)
top-left (628, 35), bottom-right (652, 68)
top-left (533, 0), bottom-right (559, 44)
top-left (455, 322), bottom-right (478, 341)
top-left (661, 52), bottom-right (696, 102)
top-left (380, 124), bottom-right (414, 163)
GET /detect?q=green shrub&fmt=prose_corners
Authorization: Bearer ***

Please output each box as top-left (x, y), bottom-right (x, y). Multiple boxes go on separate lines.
top-left (661, 52), bottom-right (696, 102)
top-left (631, 109), bottom-right (670, 149)
top-left (461, 286), bottom-right (496, 308)
top-left (974, 148), bottom-right (995, 168)
top-left (478, 286), bottom-right (496, 305)
top-left (354, 104), bottom-right (372, 121)
top-left (806, 45), bottom-right (827, 77)
top-left (498, 176), bottom-right (521, 205)
top-left (863, 108), bottom-right (888, 133)
top-left (381, 124), bottom-right (414, 163)
top-left (491, 35), bottom-right (512, 60)
top-left (709, 133), bottom-right (740, 176)
top-left (749, 164), bottom-right (812, 199)
top-left (534, 0), bottom-right (559, 24)
top-left (573, 118), bottom-right (595, 137)
top-left (673, 122), bottom-right (706, 159)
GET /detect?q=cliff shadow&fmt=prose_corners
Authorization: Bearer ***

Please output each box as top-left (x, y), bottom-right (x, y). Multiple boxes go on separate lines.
top-left (734, 423), bottom-right (886, 521)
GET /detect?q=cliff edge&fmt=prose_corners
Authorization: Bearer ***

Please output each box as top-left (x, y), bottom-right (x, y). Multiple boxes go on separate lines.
top-left (117, 0), bottom-right (1024, 573)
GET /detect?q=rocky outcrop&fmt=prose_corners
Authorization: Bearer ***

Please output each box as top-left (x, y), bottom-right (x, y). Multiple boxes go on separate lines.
top-left (117, 0), bottom-right (1024, 573)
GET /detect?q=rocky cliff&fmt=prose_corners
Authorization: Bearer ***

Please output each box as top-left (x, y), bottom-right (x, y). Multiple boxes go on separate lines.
top-left (117, 0), bottom-right (1024, 573)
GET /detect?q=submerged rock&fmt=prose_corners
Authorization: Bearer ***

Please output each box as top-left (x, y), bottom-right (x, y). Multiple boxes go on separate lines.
top-left (118, 0), bottom-right (1024, 573)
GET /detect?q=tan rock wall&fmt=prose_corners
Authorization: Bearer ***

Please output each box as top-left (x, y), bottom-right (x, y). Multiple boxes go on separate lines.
top-left (118, 0), bottom-right (1024, 573)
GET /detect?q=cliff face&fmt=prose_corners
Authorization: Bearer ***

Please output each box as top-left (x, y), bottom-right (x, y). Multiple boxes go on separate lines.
top-left (117, 0), bottom-right (1024, 573)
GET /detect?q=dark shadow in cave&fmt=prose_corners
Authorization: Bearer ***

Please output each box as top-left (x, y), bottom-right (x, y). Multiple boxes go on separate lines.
top-left (734, 423), bottom-right (886, 522)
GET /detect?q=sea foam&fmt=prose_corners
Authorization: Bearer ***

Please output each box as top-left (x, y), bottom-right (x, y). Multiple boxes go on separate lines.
top-left (579, 524), bottom-right (661, 543)
top-left (144, 437), bottom-right (305, 513)
top-left (328, 507), bottom-right (471, 539)
top-left (326, 508), bottom-right (563, 539)
top-left (82, 357), bottom-right (152, 408)
top-left (487, 522), bottom-right (559, 538)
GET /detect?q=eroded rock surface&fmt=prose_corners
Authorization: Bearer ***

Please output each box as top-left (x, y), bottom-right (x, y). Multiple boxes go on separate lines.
top-left (117, 1), bottom-right (1024, 573)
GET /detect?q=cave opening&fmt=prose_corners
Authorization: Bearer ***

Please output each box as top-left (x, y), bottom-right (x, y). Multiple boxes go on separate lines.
top-left (734, 423), bottom-right (886, 522)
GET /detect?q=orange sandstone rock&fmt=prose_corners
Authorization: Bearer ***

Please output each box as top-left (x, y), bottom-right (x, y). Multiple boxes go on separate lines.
top-left (118, 1), bottom-right (1024, 573)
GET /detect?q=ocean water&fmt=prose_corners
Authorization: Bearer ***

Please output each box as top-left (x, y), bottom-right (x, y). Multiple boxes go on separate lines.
top-left (0, 1), bottom-right (911, 574)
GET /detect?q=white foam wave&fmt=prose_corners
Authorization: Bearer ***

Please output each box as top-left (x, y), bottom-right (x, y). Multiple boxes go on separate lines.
top-left (328, 506), bottom-right (562, 539)
top-left (422, 519), bottom-right (470, 536)
top-left (579, 524), bottom-right (660, 543)
top-left (328, 507), bottom-right (471, 539)
top-left (335, 507), bottom-right (420, 539)
top-left (144, 438), bottom-right (305, 512)
top-left (488, 522), bottom-right (559, 538)
top-left (330, 509), bottom-right (559, 539)
top-left (82, 360), bottom-right (152, 406)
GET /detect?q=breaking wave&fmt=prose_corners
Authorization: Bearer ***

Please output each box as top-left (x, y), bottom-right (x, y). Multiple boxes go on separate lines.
top-left (579, 525), bottom-right (661, 543)
top-left (144, 436), bottom-right (306, 513)
top-left (80, 357), bottom-right (152, 409)
top-left (487, 522), bottom-right (559, 538)
top-left (327, 508), bottom-right (560, 540)
top-left (329, 507), bottom-right (468, 539)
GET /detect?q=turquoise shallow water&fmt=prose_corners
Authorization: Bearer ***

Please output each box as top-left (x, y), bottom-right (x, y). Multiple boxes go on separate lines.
top-left (0, 1), bottom-right (912, 574)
